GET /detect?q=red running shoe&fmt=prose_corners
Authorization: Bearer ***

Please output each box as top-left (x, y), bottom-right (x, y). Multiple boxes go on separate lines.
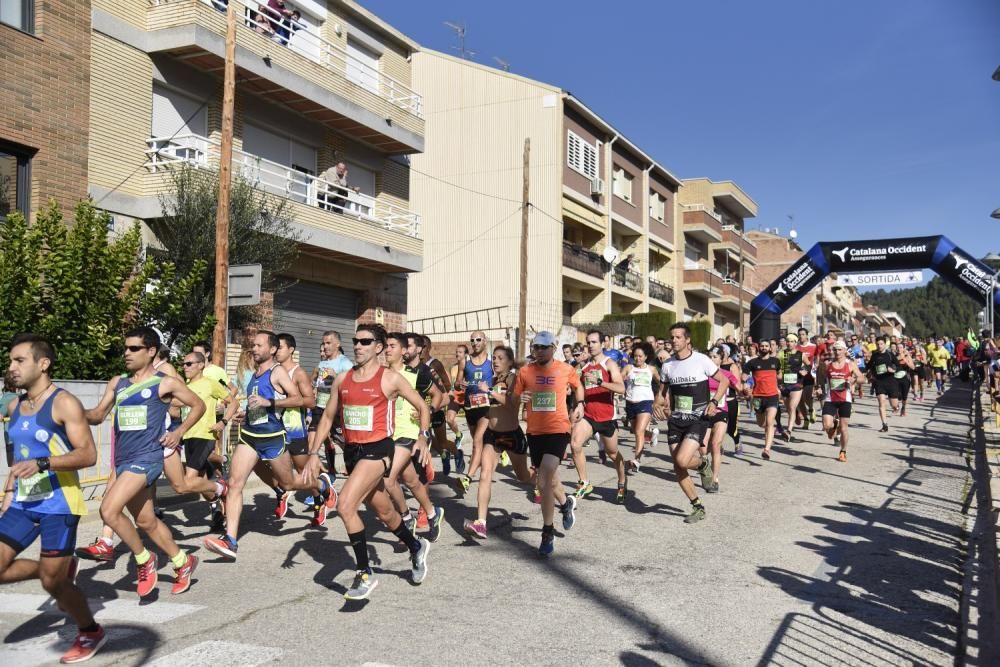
top-left (171, 553), bottom-right (198, 595)
top-left (136, 553), bottom-right (158, 598)
top-left (75, 539), bottom-right (113, 562)
top-left (60, 625), bottom-right (107, 664)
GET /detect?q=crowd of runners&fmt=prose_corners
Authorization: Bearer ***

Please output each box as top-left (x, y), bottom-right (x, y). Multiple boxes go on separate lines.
top-left (0, 323), bottom-right (993, 662)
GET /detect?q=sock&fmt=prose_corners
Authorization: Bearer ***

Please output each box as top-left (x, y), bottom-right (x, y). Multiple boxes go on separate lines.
top-left (348, 530), bottom-right (370, 572)
top-left (99, 536), bottom-right (112, 547)
top-left (691, 496), bottom-right (704, 508)
top-left (392, 522), bottom-right (421, 553)
top-left (426, 507), bottom-right (437, 520)
top-left (400, 510), bottom-right (413, 523)
top-left (170, 551), bottom-right (187, 569)
top-left (134, 549), bottom-right (151, 566)
top-left (79, 623), bottom-right (99, 634)
top-left (208, 500), bottom-right (218, 511)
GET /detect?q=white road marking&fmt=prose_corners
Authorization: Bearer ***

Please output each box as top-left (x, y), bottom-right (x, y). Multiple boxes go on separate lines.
top-left (146, 640), bottom-right (283, 666)
top-left (0, 625), bottom-right (140, 667)
top-left (0, 593), bottom-right (205, 622)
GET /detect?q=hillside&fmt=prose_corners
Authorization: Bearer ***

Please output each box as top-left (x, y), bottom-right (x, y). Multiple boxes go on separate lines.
top-left (864, 276), bottom-right (983, 339)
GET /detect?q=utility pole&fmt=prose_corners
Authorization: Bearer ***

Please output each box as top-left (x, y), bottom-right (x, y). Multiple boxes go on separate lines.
top-left (517, 138), bottom-right (530, 357)
top-left (212, 2), bottom-right (237, 366)
top-left (737, 230), bottom-right (745, 338)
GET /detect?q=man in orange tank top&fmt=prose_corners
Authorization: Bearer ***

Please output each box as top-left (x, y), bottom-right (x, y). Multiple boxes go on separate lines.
top-left (310, 323), bottom-right (433, 600)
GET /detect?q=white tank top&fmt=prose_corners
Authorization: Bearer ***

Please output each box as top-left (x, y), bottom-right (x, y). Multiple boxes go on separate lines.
top-left (625, 365), bottom-right (655, 402)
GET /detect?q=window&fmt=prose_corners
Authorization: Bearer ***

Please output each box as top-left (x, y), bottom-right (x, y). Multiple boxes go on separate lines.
top-left (346, 37), bottom-right (380, 94)
top-left (0, 143), bottom-right (32, 219)
top-left (566, 130), bottom-right (599, 179)
top-left (612, 166), bottom-right (632, 202)
top-left (0, 0), bottom-right (33, 33)
top-left (649, 192), bottom-right (665, 221)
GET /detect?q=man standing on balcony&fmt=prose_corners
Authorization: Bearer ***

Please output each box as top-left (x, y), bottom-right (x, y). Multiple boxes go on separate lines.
top-left (321, 162), bottom-right (359, 213)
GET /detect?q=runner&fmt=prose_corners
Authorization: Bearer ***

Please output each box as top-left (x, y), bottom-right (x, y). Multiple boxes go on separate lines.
top-left (700, 346), bottom-right (742, 492)
top-left (310, 323), bottom-right (432, 599)
top-left (796, 328), bottom-right (820, 426)
top-left (383, 332), bottom-right (445, 542)
top-left (1, 334), bottom-right (107, 663)
top-left (569, 330), bottom-right (626, 501)
top-left (891, 342), bottom-right (914, 417)
top-left (84, 326), bottom-right (204, 597)
top-left (455, 331), bottom-right (494, 493)
top-left (815, 340), bottom-right (865, 462)
top-left (778, 333), bottom-right (809, 443)
top-left (420, 335), bottom-right (459, 479)
top-left (717, 343), bottom-right (743, 455)
top-left (191, 340), bottom-right (239, 482)
top-left (203, 331), bottom-right (332, 560)
top-left (743, 339), bottom-right (782, 460)
top-left (512, 331), bottom-right (583, 556)
top-left (911, 344), bottom-right (928, 401)
top-left (869, 336), bottom-right (901, 432)
top-left (622, 342), bottom-right (658, 485)
top-left (847, 334), bottom-right (867, 399)
top-left (654, 323), bottom-right (729, 523)
top-left (928, 339), bottom-right (950, 396)
top-left (308, 331), bottom-right (353, 489)
top-left (463, 345), bottom-right (534, 538)
top-left (443, 344), bottom-right (469, 475)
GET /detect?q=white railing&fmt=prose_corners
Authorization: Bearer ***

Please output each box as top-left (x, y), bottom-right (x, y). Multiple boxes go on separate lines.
top-left (145, 134), bottom-right (421, 237)
top-left (721, 223), bottom-right (758, 249)
top-left (150, 0), bottom-right (422, 117)
top-left (681, 203), bottom-right (723, 223)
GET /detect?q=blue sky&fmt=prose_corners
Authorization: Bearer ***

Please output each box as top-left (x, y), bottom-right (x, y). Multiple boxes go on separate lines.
top-left (363, 0), bottom-right (999, 287)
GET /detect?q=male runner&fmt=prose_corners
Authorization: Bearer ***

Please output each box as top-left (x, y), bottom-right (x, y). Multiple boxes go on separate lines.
top-left (191, 340), bottom-right (238, 475)
top-left (456, 331), bottom-right (494, 492)
top-left (419, 335), bottom-right (459, 479)
top-left (203, 331), bottom-right (331, 559)
top-left (928, 340), bottom-right (950, 396)
top-left (847, 334), bottom-right (867, 398)
top-left (443, 344), bottom-right (469, 475)
top-left (569, 330), bottom-right (626, 499)
top-left (654, 323), bottom-right (729, 523)
top-left (815, 340), bottom-right (865, 462)
top-left (512, 331), bottom-right (583, 556)
top-left (869, 336), bottom-right (901, 432)
top-left (308, 331), bottom-right (353, 480)
top-left (1, 334), bottom-right (107, 663)
top-left (310, 324), bottom-right (431, 599)
top-left (743, 339), bottom-right (782, 460)
top-left (85, 327), bottom-right (204, 597)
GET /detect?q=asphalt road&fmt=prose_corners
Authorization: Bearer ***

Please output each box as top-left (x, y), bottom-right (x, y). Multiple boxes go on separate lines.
top-left (1, 382), bottom-right (972, 666)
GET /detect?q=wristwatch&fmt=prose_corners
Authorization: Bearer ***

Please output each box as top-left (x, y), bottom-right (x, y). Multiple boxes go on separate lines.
top-left (421, 429), bottom-right (433, 440)
top-left (36, 457), bottom-right (51, 472)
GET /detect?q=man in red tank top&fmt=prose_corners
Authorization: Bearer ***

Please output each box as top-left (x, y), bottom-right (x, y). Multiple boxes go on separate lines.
top-left (569, 330), bottom-right (626, 500)
top-left (815, 340), bottom-right (865, 462)
top-left (310, 323), bottom-right (434, 601)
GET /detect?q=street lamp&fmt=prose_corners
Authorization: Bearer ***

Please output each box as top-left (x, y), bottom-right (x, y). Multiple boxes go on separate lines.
top-left (985, 252), bottom-right (1000, 337)
top-left (991, 208), bottom-right (1000, 220)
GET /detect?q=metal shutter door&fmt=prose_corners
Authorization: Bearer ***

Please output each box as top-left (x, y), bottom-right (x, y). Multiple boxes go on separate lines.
top-left (273, 281), bottom-right (359, 371)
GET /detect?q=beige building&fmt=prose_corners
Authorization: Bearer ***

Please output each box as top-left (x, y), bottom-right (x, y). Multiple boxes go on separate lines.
top-left (407, 49), bottom-right (759, 350)
top-left (88, 0), bottom-right (423, 367)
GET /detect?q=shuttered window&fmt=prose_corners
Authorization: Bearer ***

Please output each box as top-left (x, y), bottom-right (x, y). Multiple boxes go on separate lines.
top-left (567, 130), bottom-right (598, 179)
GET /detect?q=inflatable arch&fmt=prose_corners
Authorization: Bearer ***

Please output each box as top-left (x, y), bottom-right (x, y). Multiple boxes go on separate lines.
top-left (749, 235), bottom-right (997, 341)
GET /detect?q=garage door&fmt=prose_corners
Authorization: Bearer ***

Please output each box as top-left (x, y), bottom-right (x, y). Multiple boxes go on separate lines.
top-left (273, 280), bottom-right (359, 371)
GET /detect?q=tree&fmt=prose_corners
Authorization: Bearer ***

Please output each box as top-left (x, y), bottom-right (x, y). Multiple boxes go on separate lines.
top-left (864, 275), bottom-right (985, 339)
top-left (0, 201), bottom-right (212, 379)
top-left (152, 165), bottom-right (301, 341)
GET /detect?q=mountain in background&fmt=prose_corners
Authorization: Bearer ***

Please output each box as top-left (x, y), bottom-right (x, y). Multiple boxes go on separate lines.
top-left (864, 276), bottom-right (983, 339)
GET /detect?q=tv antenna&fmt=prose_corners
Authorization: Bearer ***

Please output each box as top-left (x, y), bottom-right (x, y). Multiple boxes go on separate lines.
top-left (444, 21), bottom-right (476, 60)
top-left (493, 56), bottom-right (511, 72)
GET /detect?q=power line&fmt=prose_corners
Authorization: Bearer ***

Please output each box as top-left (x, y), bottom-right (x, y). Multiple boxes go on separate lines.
top-left (420, 205), bottom-right (524, 272)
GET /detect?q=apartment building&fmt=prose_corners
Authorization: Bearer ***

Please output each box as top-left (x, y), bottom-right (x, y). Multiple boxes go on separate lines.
top-left (86, 0), bottom-right (423, 367)
top-left (677, 178), bottom-right (759, 340)
top-left (1, 0), bottom-right (92, 219)
top-left (408, 49), bottom-right (710, 349)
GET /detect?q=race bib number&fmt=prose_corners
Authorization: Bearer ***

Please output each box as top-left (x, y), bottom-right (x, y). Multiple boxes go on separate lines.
top-left (468, 392), bottom-right (490, 409)
top-left (830, 378), bottom-right (846, 391)
top-left (674, 395), bottom-right (694, 413)
top-left (752, 398), bottom-right (762, 411)
top-left (783, 373), bottom-right (798, 385)
top-left (894, 370), bottom-right (907, 379)
top-left (583, 370), bottom-right (602, 389)
top-left (531, 391), bottom-right (557, 412)
top-left (634, 371), bottom-right (651, 387)
top-left (343, 405), bottom-right (374, 431)
top-left (16, 471), bottom-right (54, 503)
top-left (316, 388), bottom-right (330, 409)
top-left (247, 405), bottom-right (268, 426)
top-left (118, 405), bottom-right (148, 431)
top-left (180, 406), bottom-right (190, 422)
top-left (876, 364), bottom-right (887, 375)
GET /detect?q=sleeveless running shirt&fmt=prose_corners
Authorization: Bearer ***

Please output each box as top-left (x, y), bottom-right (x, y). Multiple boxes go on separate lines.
top-left (625, 365), bottom-right (655, 403)
top-left (581, 358), bottom-right (615, 421)
top-left (243, 365), bottom-right (285, 438)
top-left (393, 364), bottom-right (434, 440)
top-left (340, 366), bottom-right (393, 444)
top-left (824, 361), bottom-right (853, 403)
top-left (281, 364), bottom-right (307, 440)
top-left (114, 373), bottom-right (169, 466)
top-left (463, 356), bottom-right (494, 410)
top-left (9, 389), bottom-right (86, 516)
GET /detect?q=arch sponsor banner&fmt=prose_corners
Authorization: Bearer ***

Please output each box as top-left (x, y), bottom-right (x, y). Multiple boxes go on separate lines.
top-left (837, 271), bottom-right (923, 287)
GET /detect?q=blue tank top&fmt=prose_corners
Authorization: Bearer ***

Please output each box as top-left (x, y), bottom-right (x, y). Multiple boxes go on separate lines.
top-left (9, 389), bottom-right (87, 516)
top-left (464, 357), bottom-right (495, 409)
top-left (243, 365), bottom-right (285, 437)
top-left (113, 374), bottom-right (169, 466)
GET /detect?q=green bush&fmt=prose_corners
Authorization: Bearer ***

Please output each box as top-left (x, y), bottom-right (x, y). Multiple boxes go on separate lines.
top-left (601, 311), bottom-right (677, 340)
top-left (681, 320), bottom-right (712, 352)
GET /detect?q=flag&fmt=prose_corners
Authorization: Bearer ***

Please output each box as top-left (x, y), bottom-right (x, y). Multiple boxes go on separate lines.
top-left (968, 328), bottom-right (979, 350)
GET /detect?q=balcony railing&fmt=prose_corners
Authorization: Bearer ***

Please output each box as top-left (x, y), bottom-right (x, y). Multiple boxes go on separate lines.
top-left (561, 242), bottom-right (605, 279)
top-left (721, 224), bottom-right (757, 257)
top-left (150, 0), bottom-right (422, 117)
top-left (648, 278), bottom-right (674, 304)
top-left (612, 267), bottom-right (642, 293)
top-left (146, 134), bottom-right (420, 237)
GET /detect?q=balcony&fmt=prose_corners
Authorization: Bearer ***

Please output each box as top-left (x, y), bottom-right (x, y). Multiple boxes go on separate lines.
top-left (143, 0), bottom-right (423, 152)
top-left (562, 242), bottom-right (605, 280)
top-left (612, 267), bottom-right (642, 294)
top-left (145, 133), bottom-right (421, 268)
top-left (648, 278), bottom-right (674, 304)
top-left (683, 267), bottom-right (725, 299)
top-left (681, 205), bottom-right (723, 244)
top-left (720, 225), bottom-right (757, 261)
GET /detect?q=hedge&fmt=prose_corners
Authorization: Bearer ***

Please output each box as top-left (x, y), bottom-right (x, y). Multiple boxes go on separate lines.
top-left (601, 313), bottom-right (712, 351)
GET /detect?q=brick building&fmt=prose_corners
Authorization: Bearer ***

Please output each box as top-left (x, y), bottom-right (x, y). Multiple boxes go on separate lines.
top-left (1, 1), bottom-right (92, 219)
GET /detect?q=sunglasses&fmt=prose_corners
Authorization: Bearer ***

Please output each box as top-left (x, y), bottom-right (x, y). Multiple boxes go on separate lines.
top-left (124, 345), bottom-right (149, 353)
top-left (572, 353), bottom-right (582, 357)
top-left (470, 337), bottom-right (484, 343)
top-left (182, 361), bottom-right (201, 367)
top-left (352, 337), bottom-right (377, 346)
top-left (531, 344), bottom-right (551, 351)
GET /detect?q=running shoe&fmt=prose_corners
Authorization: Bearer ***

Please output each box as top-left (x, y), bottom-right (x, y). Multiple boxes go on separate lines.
top-left (403, 513), bottom-right (416, 535)
top-left (454, 450), bottom-right (466, 475)
top-left (627, 459), bottom-right (640, 474)
top-left (761, 449), bottom-right (771, 461)
top-left (560, 495), bottom-right (577, 531)
top-left (698, 454), bottom-right (713, 490)
top-left (598, 449), bottom-right (608, 465)
top-left (650, 428), bottom-right (659, 449)
top-left (838, 450), bottom-right (847, 463)
top-left (274, 492), bottom-right (289, 520)
top-left (706, 480), bottom-right (720, 494)
top-left (464, 518), bottom-right (488, 539)
top-left (880, 424), bottom-right (889, 433)
top-left (539, 532), bottom-right (554, 557)
top-left (615, 484), bottom-right (627, 504)
top-left (344, 569), bottom-right (378, 600)
top-left (426, 506), bottom-right (445, 543)
top-left (171, 554), bottom-right (198, 595)
top-left (499, 450), bottom-right (511, 467)
top-left (136, 553), bottom-right (158, 598)
top-left (410, 538), bottom-right (430, 584)
top-left (532, 488), bottom-right (542, 504)
top-left (203, 534), bottom-right (238, 560)
top-left (319, 472), bottom-right (337, 509)
top-left (456, 474), bottom-right (471, 493)
top-left (733, 444), bottom-right (744, 456)
top-left (684, 504), bottom-right (706, 524)
top-left (440, 449), bottom-right (451, 476)
top-left (312, 502), bottom-right (328, 527)
top-left (833, 434), bottom-right (841, 448)
top-left (76, 538), bottom-right (113, 562)
top-left (574, 480), bottom-right (593, 498)
top-left (416, 507), bottom-right (429, 530)
top-left (424, 458), bottom-right (436, 484)
top-left (59, 625), bottom-right (107, 664)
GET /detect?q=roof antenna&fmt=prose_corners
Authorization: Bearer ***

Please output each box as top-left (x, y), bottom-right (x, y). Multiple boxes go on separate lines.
top-left (493, 56), bottom-right (511, 72)
top-left (444, 21), bottom-right (476, 60)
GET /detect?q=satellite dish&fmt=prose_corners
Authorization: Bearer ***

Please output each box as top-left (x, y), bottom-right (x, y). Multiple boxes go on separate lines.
top-left (789, 229), bottom-right (798, 239)
top-left (602, 246), bottom-right (619, 263)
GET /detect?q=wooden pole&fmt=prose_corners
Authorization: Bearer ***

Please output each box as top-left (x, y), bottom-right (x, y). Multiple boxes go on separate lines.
top-left (212, 2), bottom-right (237, 366)
top-left (517, 138), bottom-right (530, 357)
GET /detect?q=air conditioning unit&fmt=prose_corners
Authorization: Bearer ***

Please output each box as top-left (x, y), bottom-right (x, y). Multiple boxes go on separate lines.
top-left (590, 177), bottom-right (604, 196)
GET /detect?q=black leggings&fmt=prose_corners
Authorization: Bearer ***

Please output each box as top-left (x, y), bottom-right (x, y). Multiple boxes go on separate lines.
top-left (726, 398), bottom-right (740, 444)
